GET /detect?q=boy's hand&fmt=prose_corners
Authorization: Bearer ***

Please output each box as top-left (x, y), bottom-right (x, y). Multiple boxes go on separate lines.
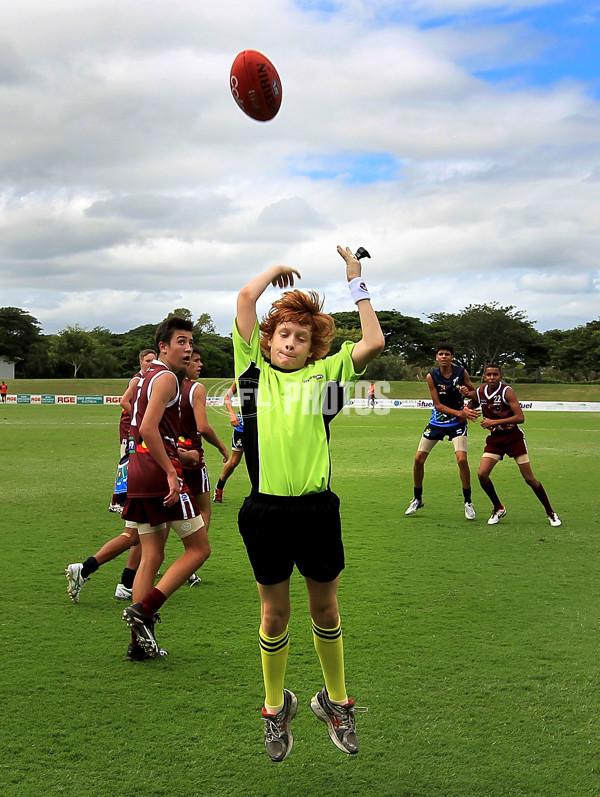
top-left (270, 266), bottom-right (301, 289)
top-left (178, 447), bottom-right (200, 466)
top-left (164, 471), bottom-right (181, 506)
top-left (337, 245), bottom-right (361, 281)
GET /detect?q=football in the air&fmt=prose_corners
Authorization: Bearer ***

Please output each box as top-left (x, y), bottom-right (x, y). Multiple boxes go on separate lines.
top-left (230, 50), bottom-right (283, 122)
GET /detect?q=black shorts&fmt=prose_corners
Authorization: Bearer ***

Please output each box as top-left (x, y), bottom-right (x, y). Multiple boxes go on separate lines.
top-left (422, 422), bottom-right (467, 442)
top-left (232, 428), bottom-right (244, 451)
top-left (237, 490), bottom-right (345, 586)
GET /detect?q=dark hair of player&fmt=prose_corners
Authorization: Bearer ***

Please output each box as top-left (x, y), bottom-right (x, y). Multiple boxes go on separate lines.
top-left (154, 317), bottom-right (194, 349)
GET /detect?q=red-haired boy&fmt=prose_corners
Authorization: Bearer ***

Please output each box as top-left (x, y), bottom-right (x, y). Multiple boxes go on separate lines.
top-left (234, 246), bottom-right (384, 761)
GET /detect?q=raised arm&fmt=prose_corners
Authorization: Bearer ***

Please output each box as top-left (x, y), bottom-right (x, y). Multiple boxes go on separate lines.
top-left (336, 246), bottom-right (385, 372)
top-left (236, 266), bottom-right (302, 344)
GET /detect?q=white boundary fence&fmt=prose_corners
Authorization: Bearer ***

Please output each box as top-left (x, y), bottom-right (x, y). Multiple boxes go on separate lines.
top-left (3, 394), bottom-right (599, 412)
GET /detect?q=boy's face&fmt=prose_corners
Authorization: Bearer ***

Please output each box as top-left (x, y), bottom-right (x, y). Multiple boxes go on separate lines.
top-left (186, 352), bottom-right (203, 380)
top-left (159, 330), bottom-right (193, 372)
top-left (268, 321), bottom-right (312, 370)
top-left (139, 352), bottom-right (156, 373)
top-left (436, 349), bottom-right (453, 367)
top-left (484, 368), bottom-right (502, 388)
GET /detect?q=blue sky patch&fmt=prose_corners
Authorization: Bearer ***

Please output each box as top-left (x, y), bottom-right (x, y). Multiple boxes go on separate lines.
top-left (420, 2), bottom-right (599, 90)
top-left (289, 151), bottom-right (403, 184)
top-left (292, 0), bottom-right (340, 15)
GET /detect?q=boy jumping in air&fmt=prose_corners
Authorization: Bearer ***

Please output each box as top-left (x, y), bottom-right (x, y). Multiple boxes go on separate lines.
top-left (234, 246), bottom-right (384, 761)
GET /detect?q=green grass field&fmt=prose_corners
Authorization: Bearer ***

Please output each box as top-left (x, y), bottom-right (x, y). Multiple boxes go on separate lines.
top-left (1, 402), bottom-right (599, 796)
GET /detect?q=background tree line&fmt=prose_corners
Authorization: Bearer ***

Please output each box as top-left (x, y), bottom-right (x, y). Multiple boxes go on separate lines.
top-left (1, 304), bottom-right (598, 382)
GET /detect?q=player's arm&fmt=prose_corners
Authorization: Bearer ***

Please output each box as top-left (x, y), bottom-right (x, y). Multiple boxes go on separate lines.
top-left (459, 371), bottom-right (478, 401)
top-left (119, 377), bottom-right (138, 413)
top-left (192, 383), bottom-right (229, 461)
top-left (236, 266), bottom-right (302, 345)
top-left (480, 387), bottom-right (524, 429)
top-left (224, 381), bottom-right (240, 427)
top-left (427, 373), bottom-right (478, 422)
top-left (336, 246), bottom-right (385, 371)
top-left (139, 372), bottom-right (181, 506)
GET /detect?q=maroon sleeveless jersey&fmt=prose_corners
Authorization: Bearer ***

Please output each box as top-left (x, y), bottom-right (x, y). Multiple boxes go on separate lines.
top-left (476, 382), bottom-right (524, 437)
top-left (178, 379), bottom-right (206, 471)
top-left (119, 371), bottom-right (142, 444)
top-left (127, 362), bottom-right (183, 497)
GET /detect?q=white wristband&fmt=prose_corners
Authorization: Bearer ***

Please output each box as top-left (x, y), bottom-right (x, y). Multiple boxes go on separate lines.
top-left (349, 276), bottom-right (371, 304)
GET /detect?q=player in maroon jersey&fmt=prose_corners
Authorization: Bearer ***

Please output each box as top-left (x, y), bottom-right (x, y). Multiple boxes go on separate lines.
top-left (64, 348), bottom-right (214, 608)
top-left (467, 364), bottom-right (561, 527)
top-left (67, 349), bottom-right (157, 605)
top-left (177, 346), bottom-right (229, 583)
top-left (118, 349), bottom-right (157, 457)
top-left (121, 317), bottom-right (207, 659)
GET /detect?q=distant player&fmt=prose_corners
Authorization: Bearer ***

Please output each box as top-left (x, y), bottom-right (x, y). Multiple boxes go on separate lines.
top-left (468, 364), bottom-right (561, 527)
top-left (119, 350), bottom-right (157, 455)
top-left (0, 381), bottom-right (7, 403)
top-left (234, 246), bottom-right (384, 762)
top-left (368, 381), bottom-right (375, 408)
top-left (213, 381), bottom-right (245, 503)
top-left (405, 342), bottom-right (478, 520)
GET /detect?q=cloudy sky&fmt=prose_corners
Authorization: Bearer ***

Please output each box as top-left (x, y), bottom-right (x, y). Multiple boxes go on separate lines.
top-left (1, 0), bottom-right (598, 337)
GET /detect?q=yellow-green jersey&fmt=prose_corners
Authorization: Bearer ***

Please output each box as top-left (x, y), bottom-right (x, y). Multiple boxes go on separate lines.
top-left (233, 320), bottom-right (364, 497)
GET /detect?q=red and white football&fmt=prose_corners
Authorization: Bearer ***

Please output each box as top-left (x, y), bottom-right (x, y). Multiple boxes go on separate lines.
top-left (230, 50), bottom-right (283, 122)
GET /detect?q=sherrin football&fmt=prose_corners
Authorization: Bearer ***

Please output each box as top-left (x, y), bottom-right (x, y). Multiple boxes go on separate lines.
top-left (230, 50), bottom-right (283, 122)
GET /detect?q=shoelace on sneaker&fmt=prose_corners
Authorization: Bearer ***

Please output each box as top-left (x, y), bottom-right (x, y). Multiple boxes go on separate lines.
top-left (263, 712), bottom-right (286, 741)
top-left (326, 699), bottom-right (368, 731)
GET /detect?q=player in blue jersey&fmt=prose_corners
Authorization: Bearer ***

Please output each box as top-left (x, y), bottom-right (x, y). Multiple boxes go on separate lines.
top-left (405, 343), bottom-right (479, 520)
top-left (213, 382), bottom-right (245, 503)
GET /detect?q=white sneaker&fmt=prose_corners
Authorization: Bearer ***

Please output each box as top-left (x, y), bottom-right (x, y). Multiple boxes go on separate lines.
top-left (114, 583), bottom-right (133, 601)
top-left (464, 502), bottom-right (476, 520)
top-left (405, 498), bottom-right (424, 515)
top-left (548, 512), bottom-right (562, 527)
top-left (108, 502), bottom-right (123, 514)
top-left (487, 506), bottom-right (507, 525)
top-left (188, 573), bottom-right (202, 587)
top-left (65, 563), bottom-right (87, 603)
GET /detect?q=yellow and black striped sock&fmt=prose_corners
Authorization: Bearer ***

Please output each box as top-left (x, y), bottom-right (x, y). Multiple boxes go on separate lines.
top-left (312, 619), bottom-right (347, 704)
top-left (259, 626), bottom-right (290, 713)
